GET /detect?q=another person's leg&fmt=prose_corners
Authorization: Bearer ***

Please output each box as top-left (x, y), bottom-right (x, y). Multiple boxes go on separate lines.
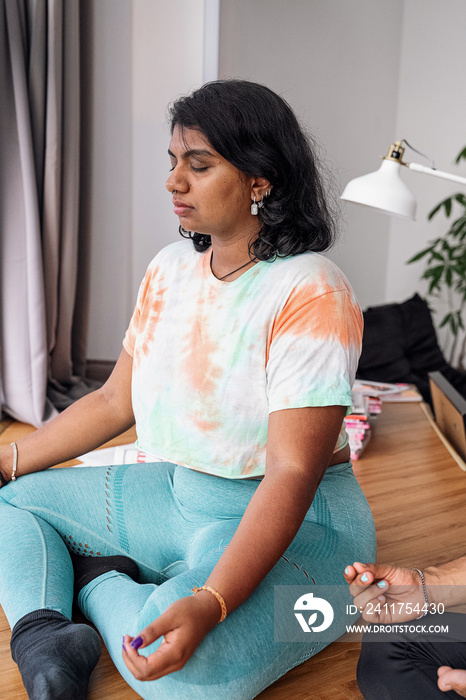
top-left (357, 613), bottom-right (466, 700)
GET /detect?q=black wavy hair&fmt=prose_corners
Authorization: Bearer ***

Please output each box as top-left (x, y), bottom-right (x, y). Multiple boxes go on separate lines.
top-left (168, 79), bottom-right (336, 259)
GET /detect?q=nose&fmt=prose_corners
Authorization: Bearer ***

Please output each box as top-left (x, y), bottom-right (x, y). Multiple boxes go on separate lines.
top-left (166, 165), bottom-right (188, 194)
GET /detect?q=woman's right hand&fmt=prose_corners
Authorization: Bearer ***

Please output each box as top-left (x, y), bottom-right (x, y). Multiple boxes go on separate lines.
top-left (344, 562), bottom-right (427, 623)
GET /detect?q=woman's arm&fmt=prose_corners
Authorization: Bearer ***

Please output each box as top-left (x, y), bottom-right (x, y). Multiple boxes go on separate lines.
top-left (203, 404), bottom-right (347, 612)
top-left (123, 404), bottom-right (347, 681)
top-left (0, 348), bottom-right (134, 483)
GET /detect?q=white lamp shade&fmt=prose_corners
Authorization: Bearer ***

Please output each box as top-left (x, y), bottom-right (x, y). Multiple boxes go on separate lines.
top-left (341, 159), bottom-right (417, 220)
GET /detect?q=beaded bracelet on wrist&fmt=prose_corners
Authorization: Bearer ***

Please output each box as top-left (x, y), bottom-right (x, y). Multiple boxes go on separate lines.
top-left (191, 585), bottom-right (227, 623)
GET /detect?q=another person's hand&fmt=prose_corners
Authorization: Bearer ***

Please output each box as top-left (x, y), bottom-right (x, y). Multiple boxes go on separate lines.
top-left (438, 666), bottom-right (466, 697)
top-left (344, 562), bottom-right (426, 623)
top-left (122, 593), bottom-right (221, 682)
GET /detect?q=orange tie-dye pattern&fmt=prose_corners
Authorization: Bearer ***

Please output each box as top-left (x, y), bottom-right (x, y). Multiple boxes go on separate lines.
top-left (182, 289), bottom-right (225, 434)
top-left (266, 280), bottom-right (362, 366)
top-left (182, 290), bottom-right (223, 395)
top-left (190, 413), bottom-right (222, 434)
top-left (133, 269), bottom-right (167, 368)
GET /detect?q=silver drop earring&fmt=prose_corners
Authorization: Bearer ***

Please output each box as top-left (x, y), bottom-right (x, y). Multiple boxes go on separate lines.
top-left (251, 196), bottom-right (258, 216)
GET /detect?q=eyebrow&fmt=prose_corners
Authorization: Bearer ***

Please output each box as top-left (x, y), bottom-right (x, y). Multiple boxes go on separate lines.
top-left (167, 148), bottom-right (216, 160)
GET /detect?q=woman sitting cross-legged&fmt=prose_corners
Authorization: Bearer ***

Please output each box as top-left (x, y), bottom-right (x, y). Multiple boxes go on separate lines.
top-left (0, 79), bottom-right (376, 700)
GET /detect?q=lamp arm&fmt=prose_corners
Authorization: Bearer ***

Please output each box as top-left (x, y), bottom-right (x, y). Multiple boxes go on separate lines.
top-left (408, 162), bottom-right (466, 186)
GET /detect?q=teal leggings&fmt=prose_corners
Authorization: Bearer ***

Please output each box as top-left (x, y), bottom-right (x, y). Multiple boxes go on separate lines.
top-left (0, 461), bottom-right (375, 699)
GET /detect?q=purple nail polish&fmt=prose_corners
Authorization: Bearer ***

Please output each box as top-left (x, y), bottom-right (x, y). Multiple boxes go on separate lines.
top-left (130, 636), bottom-right (143, 650)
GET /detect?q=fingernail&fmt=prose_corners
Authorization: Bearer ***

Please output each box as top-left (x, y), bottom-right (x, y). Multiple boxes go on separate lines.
top-left (130, 636), bottom-right (143, 650)
top-left (377, 580), bottom-right (387, 588)
top-left (344, 567), bottom-right (350, 575)
top-left (361, 573), bottom-right (369, 582)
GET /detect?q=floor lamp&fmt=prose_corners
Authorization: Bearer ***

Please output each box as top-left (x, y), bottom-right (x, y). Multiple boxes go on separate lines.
top-left (340, 141), bottom-right (466, 219)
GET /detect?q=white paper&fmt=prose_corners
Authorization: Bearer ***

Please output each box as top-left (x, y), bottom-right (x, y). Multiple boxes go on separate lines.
top-left (74, 443), bottom-right (154, 467)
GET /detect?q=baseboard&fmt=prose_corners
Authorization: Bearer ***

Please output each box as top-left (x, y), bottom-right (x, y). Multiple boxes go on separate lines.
top-left (86, 359), bottom-right (116, 383)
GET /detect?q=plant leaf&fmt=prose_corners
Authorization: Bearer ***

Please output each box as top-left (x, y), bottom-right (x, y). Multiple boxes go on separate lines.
top-left (423, 265), bottom-right (444, 278)
top-left (439, 313), bottom-right (452, 328)
top-left (407, 247), bottom-right (434, 263)
top-left (428, 202), bottom-right (444, 220)
top-left (455, 146), bottom-right (466, 163)
top-left (450, 216), bottom-right (466, 237)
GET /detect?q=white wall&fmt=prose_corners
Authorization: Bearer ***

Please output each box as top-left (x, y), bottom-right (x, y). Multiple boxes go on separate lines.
top-left (81, 0), bottom-right (133, 361)
top-left (84, 0), bottom-right (204, 360)
top-left (131, 0), bottom-right (204, 296)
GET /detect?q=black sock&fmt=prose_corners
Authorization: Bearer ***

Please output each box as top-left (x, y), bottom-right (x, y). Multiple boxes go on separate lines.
top-left (10, 609), bottom-right (101, 700)
top-left (70, 552), bottom-right (139, 597)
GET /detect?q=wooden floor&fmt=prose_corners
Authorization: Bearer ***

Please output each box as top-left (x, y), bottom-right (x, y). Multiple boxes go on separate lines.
top-left (1, 402), bottom-right (466, 699)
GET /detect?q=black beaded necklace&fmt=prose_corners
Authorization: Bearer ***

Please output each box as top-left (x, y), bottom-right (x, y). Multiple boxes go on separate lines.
top-left (210, 253), bottom-right (257, 281)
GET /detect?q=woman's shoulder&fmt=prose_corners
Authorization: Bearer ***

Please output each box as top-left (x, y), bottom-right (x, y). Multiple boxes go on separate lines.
top-left (143, 240), bottom-right (199, 276)
top-left (266, 252), bottom-right (354, 295)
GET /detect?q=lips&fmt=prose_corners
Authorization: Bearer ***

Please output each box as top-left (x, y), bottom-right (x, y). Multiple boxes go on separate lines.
top-left (173, 200), bottom-right (194, 216)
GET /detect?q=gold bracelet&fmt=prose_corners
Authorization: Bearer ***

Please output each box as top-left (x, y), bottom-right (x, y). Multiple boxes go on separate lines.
top-left (191, 585), bottom-right (227, 623)
top-left (10, 442), bottom-right (18, 482)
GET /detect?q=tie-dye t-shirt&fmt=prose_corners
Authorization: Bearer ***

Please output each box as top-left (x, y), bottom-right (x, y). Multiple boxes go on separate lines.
top-left (123, 240), bottom-right (363, 479)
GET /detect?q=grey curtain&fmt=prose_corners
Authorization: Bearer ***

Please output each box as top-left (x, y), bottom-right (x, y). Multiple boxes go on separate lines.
top-left (0, 0), bottom-right (96, 427)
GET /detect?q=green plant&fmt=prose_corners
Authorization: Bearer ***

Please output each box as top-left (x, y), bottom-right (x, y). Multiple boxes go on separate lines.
top-left (407, 146), bottom-right (466, 368)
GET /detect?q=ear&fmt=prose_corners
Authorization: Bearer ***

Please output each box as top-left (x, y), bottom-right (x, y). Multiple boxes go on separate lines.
top-left (251, 177), bottom-right (272, 201)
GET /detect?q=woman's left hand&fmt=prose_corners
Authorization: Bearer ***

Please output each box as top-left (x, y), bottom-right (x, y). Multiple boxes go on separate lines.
top-left (122, 592), bottom-right (221, 682)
